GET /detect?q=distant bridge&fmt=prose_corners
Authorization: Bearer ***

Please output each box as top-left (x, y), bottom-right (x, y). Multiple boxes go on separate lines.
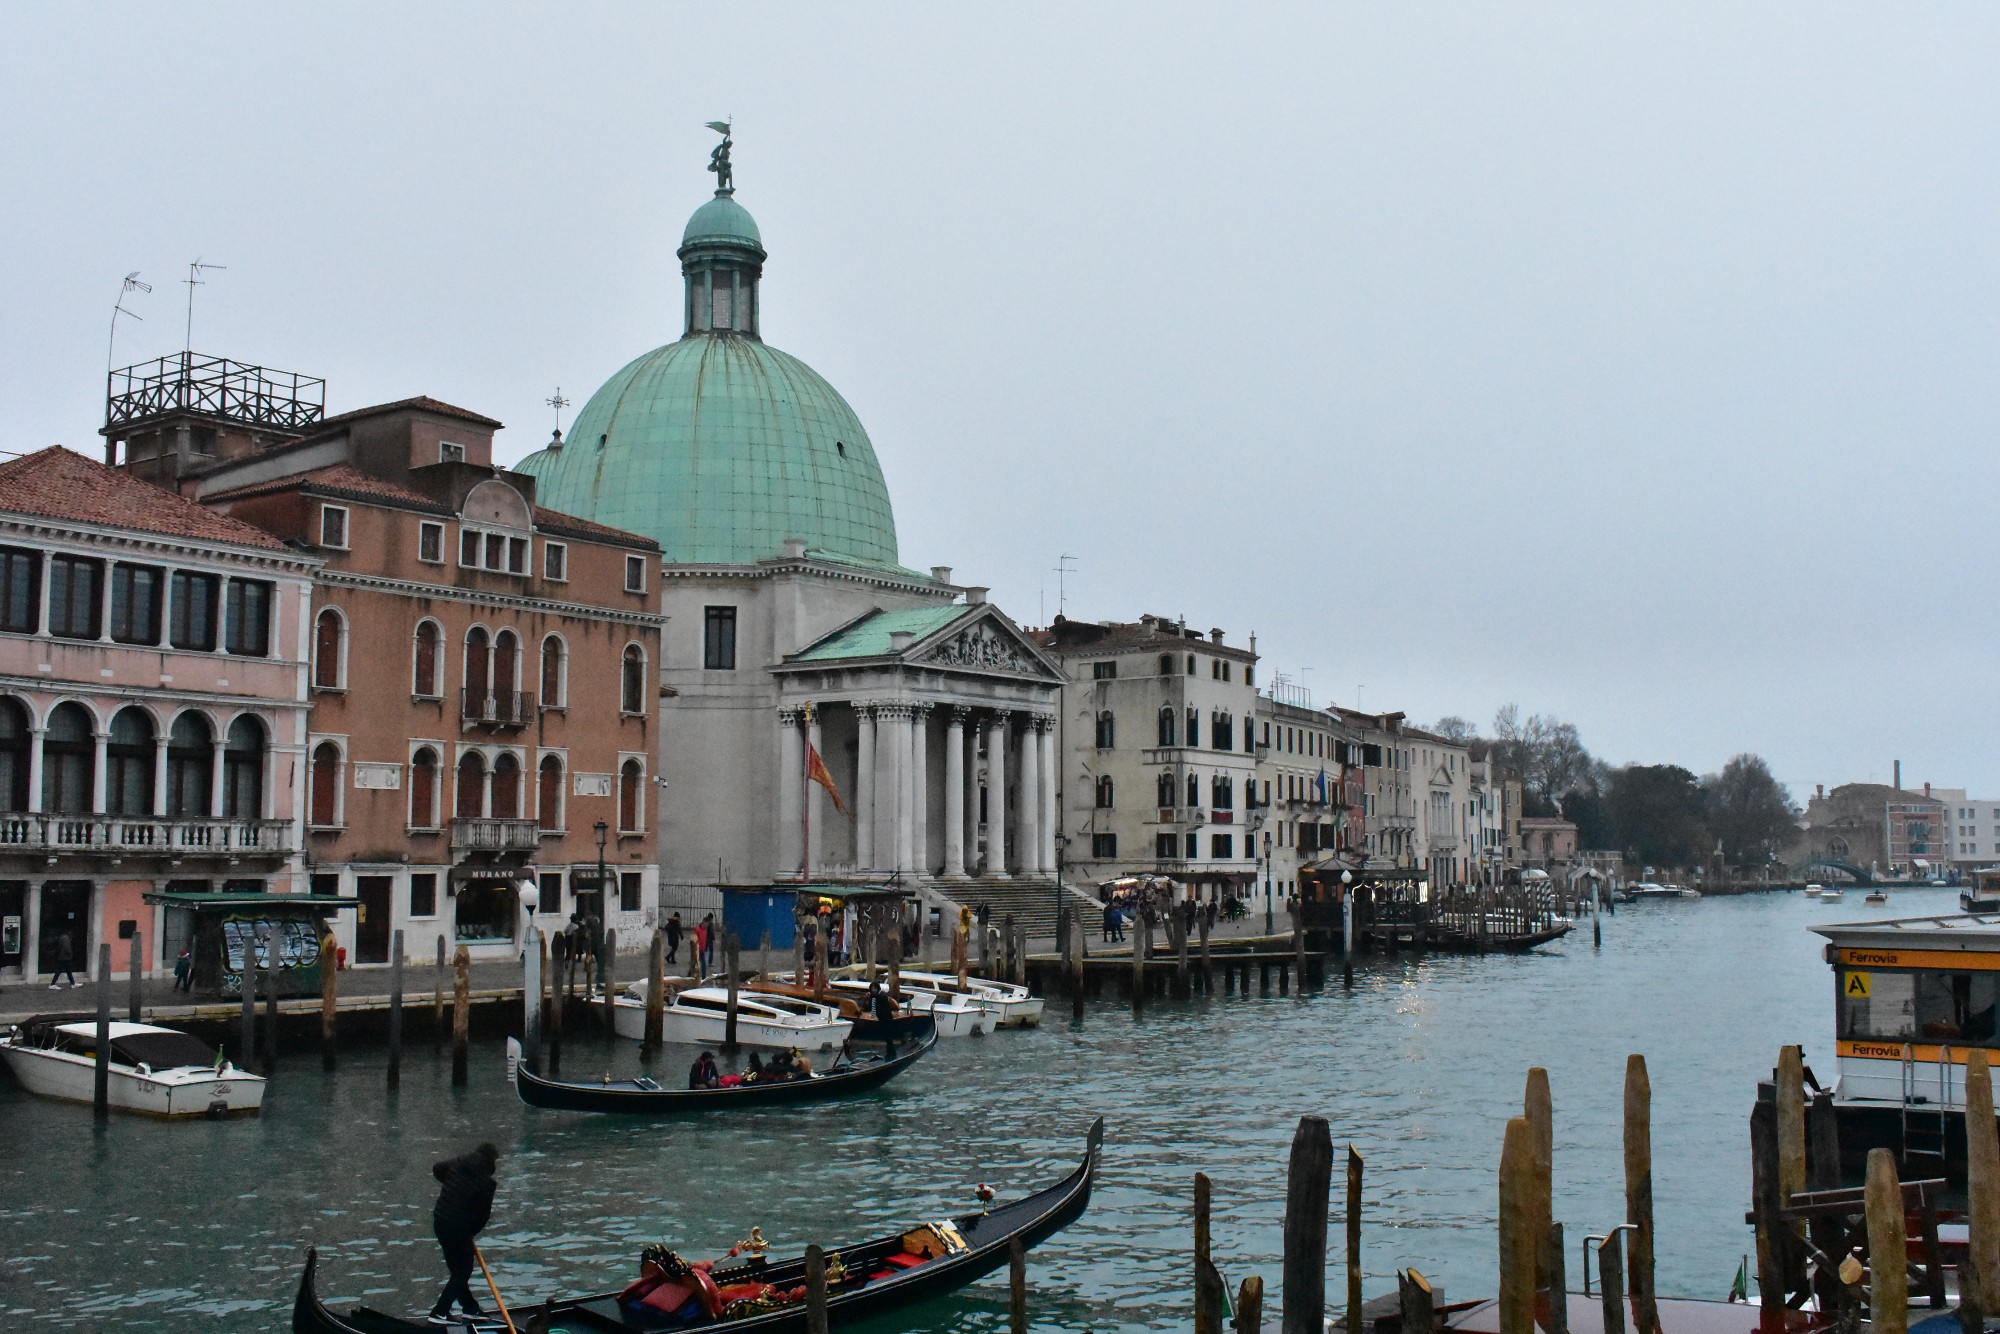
top-left (1804, 858), bottom-right (1876, 886)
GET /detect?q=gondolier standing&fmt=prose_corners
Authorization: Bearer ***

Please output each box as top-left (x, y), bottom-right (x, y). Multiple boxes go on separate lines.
top-left (428, 1142), bottom-right (499, 1323)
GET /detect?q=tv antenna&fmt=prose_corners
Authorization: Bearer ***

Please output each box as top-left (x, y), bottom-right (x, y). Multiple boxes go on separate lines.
top-left (1053, 554), bottom-right (1077, 616)
top-left (547, 387), bottom-right (571, 434)
top-left (183, 259), bottom-right (226, 352)
top-left (108, 272), bottom-right (151, 375)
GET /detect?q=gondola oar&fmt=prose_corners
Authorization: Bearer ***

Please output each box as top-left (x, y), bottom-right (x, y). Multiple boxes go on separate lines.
top-left (473, 1245), bottom-right (518, 1334)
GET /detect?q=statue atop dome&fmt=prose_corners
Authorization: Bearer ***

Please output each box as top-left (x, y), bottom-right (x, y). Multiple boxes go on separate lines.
top-left (704, 120), bottom-right (734, 195)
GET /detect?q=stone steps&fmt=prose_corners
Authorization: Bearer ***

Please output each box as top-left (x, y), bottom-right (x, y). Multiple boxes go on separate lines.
top-left (921, 877), bottom-right (1099, 943)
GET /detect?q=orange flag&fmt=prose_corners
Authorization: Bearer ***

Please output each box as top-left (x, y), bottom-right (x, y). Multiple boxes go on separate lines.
top-left (806, 743), bottom-right (847, 815)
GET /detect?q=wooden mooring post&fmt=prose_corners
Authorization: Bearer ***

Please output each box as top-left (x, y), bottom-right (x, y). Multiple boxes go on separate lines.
top-left (263, 929), bottom-right (280, 1072)
top-left (1865, 1149), bottom-right (1907, 1334)
top-left (1009, 1236), bottom-right (1027, 1334)
top-left (94, 944), bottom-right (112, 1120)
top-left (432, 934), bottom-right (445, 1052)
top-left (1596, 1232), bottom-right (1626, 1334)
top-left (1195, 1172), bottom-right (1222, 1334)
top-left (522, 925), bottom-right (542, 1066)
top-left (1346, 1145), bottom-right (1364, 1334)
top-left (320, 931), bottom-right (339, 1071)
top-left (722, 932), bottom-right (742, 1054)
top-left (1544, 1222), bottom-right (1568, 1334)
top-left (127, 931), bottom-right (142, 1023)
top-left (601, 927), bottom-right (617, 1042)
top-left (644, 929), bottom-right (665, 1053)
top-left (1282, 1115), bottom-right (1333, 1334)
top-left (1624, 1055), bottom-right (1656, 1334)
top-left (1499, 1117), bottom-right (1535, 1334)
top-left (1969, 1050), bottom-right (2000, 1312)
top-left (1235, 1276), bottom-right (1264, 1334)
top-left (547, 934), bottom-right (567, 1074)
top-left (1068, 913), bottom-right (1086, 1020)
top-left (1198, 907), bottom-right (1211, 994)
top-left (1400, 1270), bottom-right (1436, 1334)
top-left (451, 945), bottom-right (471, 1086)
top-left (239, 952), bottom-right (256, 1071)
top-left (1131, 916), bottom-right (1146, 1011)
top-left (387, 930), bottom-right (404, 1090)
top-left (804, 1244), bottom-right (829, 1334)
top-left (1525, 1068), bottom-right (1553, 1288)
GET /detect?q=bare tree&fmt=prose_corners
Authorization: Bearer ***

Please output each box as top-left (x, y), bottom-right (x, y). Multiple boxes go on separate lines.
top-left (1429, 716), bottom-right (1477, 742)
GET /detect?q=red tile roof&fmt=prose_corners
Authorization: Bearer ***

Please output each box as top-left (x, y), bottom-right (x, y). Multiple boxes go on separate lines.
top-left (532, 506), bottom-right (658, 550)
top-left (310, 395), bottom-right (503, 431)
top-left (205, 464), bottom-right (450, 513)
top-left (0, 446), bottom-right (289, 551)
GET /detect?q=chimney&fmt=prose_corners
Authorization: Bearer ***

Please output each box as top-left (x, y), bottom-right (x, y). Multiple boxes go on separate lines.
top-left (1925, 781), bottom-right (1932, 798)
top-left (781, 537), bottom-right (807, 559)
top-left (1209, 627), bottom-right (1224, 645)
top-left (965, 586), bottom-right (988, 605)
top-left (1816, 783), bottom-right (1824, 799)
top-left (1894, 759), bottom-right (1902, 790)
top-left (929, 565), bottom-right (953, 584)
top-left (889, 630), bottom-right (914, 653)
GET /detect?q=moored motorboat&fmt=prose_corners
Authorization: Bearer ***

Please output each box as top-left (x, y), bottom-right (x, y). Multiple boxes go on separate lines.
top-left (292, 1118), bottom-right (1105, 1333)
top-left (1805, 883), bottom-right (1824, 898)
top-left (0, 1015), bottom-right (264, 1117)
top-left (842, 967), bottom-right (1045, 1028)
top-left (506, 1024), bottom-right (936, 1113)
top-left (738, 979), bottom-right (963, 1042)
top-left (1820, 888), bottom-right (1845, 902)
top-left (611, 986), bottom-right (851, 1051)
top-left (1864, 891), bottom-right (1888, 906)
top-left (765, 974), bottom-right (992, 1038)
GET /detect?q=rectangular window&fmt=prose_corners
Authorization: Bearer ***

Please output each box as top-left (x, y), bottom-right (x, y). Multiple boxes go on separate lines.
top-left (619, 871), bottom-right (642, 913)
top-left (459, 529), bottom-right (480, 567)
top-left (538, 871), bottom-right (563, 919)
top-left (169, 571), bottom-right (219, 650)
top-left (409, 873), bottom-right (438, 919)
top-left (507, 536), bottom-right (528, 574)
top-left (0, 546), bottom-right (39, 633)
top-left (703, 605), bottom-right (737, 670)
top-left (1091, 661), bottom-right (1117, 680)
top-left (543, 542), bottom-right (568, 582)
top-left (625, 554), bottom-right (647, 593)
top-left (1185, 831), bottom-right (1198, 859)
top-left (484, 533), bottom-right (505, 569)
top-left (440, 442), bottom-right (466, 464)
top-left (1092, 833), bottom-right (1118, 859)
top-left (224, 579), bottom-right (272, 656)
top-left (110, 563), bottom-right (163, 645)
top-left (47, 555), bottom-right (103, 639)
top-left (1156, 832), bottom-right (1178, 859)
top-left (319, 505), bottom-right (349, 549)
top-left (418, 522), bottom-right (445, 564)
top-left (1211, 833), bottom-right (1233, 859)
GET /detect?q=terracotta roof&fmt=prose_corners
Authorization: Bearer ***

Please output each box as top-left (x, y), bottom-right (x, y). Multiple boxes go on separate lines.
top-left (532, 507), bottom-right (658, 550)
top-left (1030, 614), bottom-right (1255, 660)
top-left (310, 395), bottom-right (502, 431)
top-left (0, 447), bottom-right (289, 552)
top-left (205, 464), bottom-right (451, 514)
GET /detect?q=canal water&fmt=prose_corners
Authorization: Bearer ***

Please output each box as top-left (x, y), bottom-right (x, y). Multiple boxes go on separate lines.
top-left (0, 889), bottom-right (1941, 1331)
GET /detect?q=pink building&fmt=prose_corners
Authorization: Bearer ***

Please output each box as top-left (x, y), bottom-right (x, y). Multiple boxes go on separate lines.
top-left (0, 448), bottom-right (320, 985)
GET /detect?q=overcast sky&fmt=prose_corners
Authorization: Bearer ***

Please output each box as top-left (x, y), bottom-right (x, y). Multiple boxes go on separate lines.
top-left (5, 6), bottom-right (1996, 801)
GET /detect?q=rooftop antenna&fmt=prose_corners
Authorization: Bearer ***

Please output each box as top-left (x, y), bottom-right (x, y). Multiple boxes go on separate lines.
top-left (546, 387), bottom-right (571, 435)
top-left (1054, 554), bottom-right (1077, 616)
top-left (183, 258), bottom-right (226, 353)
top-left (108, 272), bottom-right (151, 375)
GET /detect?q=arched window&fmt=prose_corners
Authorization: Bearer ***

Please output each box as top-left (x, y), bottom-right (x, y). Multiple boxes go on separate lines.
top-left (106, 707), bottom-right (155, 816)
top-left (223, 716), bottom-right (265, 819)
top-left (538, 754), bottom-right (563, 831)
top-left (1186, 772), bottom-right (1200, 809)
top-left (464, 628), bottom-right (491, 713)
top-left (42, 702), bottom-right (94, 814)
top-left (1094, 710), bottom-right (1114, 749)
top-left (491, 752), bottom-right (522, 818)
top-left (313, 608), bottom-right (345, 690)
top-left (619, 758), bottom-right (643, 832)
top-left (493, 629), bottom-right (519, 701)
top-left (540, 635), bottom-right (566, 708)
top-left (1157, 772), bottom-right (1176, 809)
top-left (1212, 775), bottom-right (1233, 810)
top-left (621, 644), bottom-right (646, 715)
top-left (410, 746), bottom-right (440, 829)
top-left (1094, 775), bottom-right (1114, 809)
top-left (0, 697), bottom-right (28, 812)
top-left (1156, 707), bottom-right (1176, 747)
top-left (309, 740), bottom-right (342, 827)
top-left (166, 713), bottom-right (214, 818)
top-left (412, 620), bottom-right (442, 698)
top-left (456, 751), bottom-right (487, 819)
top-left (1185, 708), bottom-right (1200, 748)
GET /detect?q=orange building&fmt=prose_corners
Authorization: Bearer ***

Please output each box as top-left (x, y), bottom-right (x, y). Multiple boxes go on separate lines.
top-left (181, 397), bottom-right (664, 965)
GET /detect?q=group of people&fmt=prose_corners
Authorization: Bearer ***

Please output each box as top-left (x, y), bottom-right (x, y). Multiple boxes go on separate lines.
top-left (661, 911), bottom-right (719, 974)
top-left (687, 1047), bottom-right (815, 1090)
top-left (1098, 884), bottom-right (1236, 943)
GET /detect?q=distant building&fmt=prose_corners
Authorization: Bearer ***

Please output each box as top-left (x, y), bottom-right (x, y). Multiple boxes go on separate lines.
top-left (1329, 709), bottom-right (1414, 868)
top-left (1930, 788), bottom-right (2000, 873)
top-left (1787, 782), bottom-right (1948, 880)
top-left (0, 446), bottom-right (319, 985)
top-left (1253, 689), bottom-right (1363, 919)
top-left (1035, 615), bottom-right (1259, 903)
top-left (1517, 817), bottom-right (1579, 870)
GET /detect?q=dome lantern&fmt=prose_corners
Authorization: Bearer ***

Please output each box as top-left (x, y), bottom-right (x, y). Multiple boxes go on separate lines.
top-left (680, 125), bottom-right (765, 338)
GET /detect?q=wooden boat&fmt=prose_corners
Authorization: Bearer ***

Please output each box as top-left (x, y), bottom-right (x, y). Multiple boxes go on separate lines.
top-left (0, 1014), bottom-right (264, 1118)
top-left (291, 1117), bottom-right (1105, 1333)
top-left (758, 975), bottom-right (992, 1038)
top-left (829, 966), bottom-right (1044, 1028)
top-left (504, 1024), bottom-right (937, 1113)
top-left (1426, 923), bottom-right (1572, 954)
top-left (610, 986), bottom-right (852, 1051)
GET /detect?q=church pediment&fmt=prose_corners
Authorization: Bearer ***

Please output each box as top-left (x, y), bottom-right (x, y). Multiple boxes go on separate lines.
top-left (914, 610), bottom-right (1063, 681)
top-left (779, 603), bottom-right (1063, 681)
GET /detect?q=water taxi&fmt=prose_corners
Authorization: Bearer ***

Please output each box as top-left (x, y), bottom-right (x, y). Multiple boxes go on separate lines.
top-left (833, 966), bottom-right (1045, 1028)
top-left (762, 974), bottom-right (993, 1038)
top-left (1811, 912), bottom-right (2000, 1176)
top-left (0, 1016), bottom-right (264, 1117)
top-left (610, 986), bottom-right (851, 1051)
top-left (1805, 883), bottom-right (1824, 898)
top-left (1821, 887), bottom-right (1846, 902)
top-left (1960, 868), bottom-right (2000, 914)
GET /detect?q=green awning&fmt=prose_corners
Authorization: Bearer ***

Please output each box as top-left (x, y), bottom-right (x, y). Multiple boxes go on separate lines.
top-left (141, 892), bottom-right (360, 911)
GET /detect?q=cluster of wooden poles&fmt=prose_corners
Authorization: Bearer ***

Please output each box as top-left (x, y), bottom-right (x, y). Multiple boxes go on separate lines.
top-left (1042, 901), bottom-right (1327, 1017)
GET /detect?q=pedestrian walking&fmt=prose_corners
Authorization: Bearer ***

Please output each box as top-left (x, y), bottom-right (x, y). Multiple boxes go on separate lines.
top-left (173, 944), bottom-right (193, 993)
top-left (664, 912), bottom-right (683, 965)
top-left (427, 1143), bottom-right (499, 1323)
top-left (699, 913), bottom-right (717, 973)
top-left (1101, 901), bottom-right (1117, 944)
top-left (48, 929), bottom-right (78, 989)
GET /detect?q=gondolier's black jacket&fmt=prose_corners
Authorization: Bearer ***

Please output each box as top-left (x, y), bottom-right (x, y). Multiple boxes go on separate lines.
top-left (431, 1149), bottom-right (496, 1237)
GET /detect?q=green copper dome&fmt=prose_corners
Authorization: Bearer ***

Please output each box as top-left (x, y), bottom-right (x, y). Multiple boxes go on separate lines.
top-left (517, 189), bottom-right (899, 568)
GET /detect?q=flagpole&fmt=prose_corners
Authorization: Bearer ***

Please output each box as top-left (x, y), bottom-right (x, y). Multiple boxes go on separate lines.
top-left (801, 703), bottom-right (812, 880)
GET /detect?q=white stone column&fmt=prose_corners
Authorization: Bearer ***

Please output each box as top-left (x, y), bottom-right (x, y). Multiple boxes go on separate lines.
top-left (806, 709), bottom-right (826, 877)
top-left (985, 712), bottom-right (1011, 877)
top-left (152, 739), bottom-right (170, 819)
top-left (1038, 715), bottom-right (1058, 875)
top-left (1016, 717), bottom-right (1041, 878)
top-left (942, 707), bottom-right (967, 878)
top-left (854, 705), bottom-right (876, 871)
top-left (26, 726), bottom-right (44, 814)
top-left (883, 705), bottom-right (913, 874)
top-left (91, 731), bottom-right (109, 815)
top-left (777, 707), bottom-right (803, 877)
top-left (210, 735), bottom-right (227, 819)
top-left (910, 704), bottom-right (931, 876)
top-left (962, 716), bottom-right (980, 874)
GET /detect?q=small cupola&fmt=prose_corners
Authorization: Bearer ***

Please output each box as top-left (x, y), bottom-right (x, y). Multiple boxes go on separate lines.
top-left (680, 126), bottom-right (766, 338)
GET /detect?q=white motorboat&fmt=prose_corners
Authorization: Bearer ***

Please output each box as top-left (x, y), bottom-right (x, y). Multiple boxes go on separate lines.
top-left (1804, 883), bottom-right (1824, 898)
top-left (611, 986), bottom-right (851, 1051)
top-left (0, 1017), bottom-right (264, 1117)
top-left (1820, 887), bottom-right (1846, 902)
top-left (856, 967), bottom-right (1045, 1028)
top-left (770, 973), bottom-right (993, 1038)
top-left (1625, 882), bottom-right (1688, 901)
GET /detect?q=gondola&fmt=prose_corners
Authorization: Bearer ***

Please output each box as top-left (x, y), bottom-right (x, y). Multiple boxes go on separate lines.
top-left (504, 1022), bottom-right (937, 1114)
top-left (292, 1117), bottom-right (1104, 1333)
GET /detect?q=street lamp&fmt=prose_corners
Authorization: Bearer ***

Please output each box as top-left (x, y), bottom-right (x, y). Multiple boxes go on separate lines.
top-left (592, 820), bottom-right (610, 991)
top-left (1262, 830), bottom-right (1274, 933)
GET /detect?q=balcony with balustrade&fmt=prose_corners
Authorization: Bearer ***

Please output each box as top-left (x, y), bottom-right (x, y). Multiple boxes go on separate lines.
top-left (460, 689), bottom-right (533, 729)
top-left (449, 818), bottom-right (541, 854)
top-left (0, 814), bottom-right (297, 860)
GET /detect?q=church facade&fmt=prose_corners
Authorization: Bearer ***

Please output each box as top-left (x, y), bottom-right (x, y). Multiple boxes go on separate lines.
top-left (516, 146), bottom-right (1066, 904)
